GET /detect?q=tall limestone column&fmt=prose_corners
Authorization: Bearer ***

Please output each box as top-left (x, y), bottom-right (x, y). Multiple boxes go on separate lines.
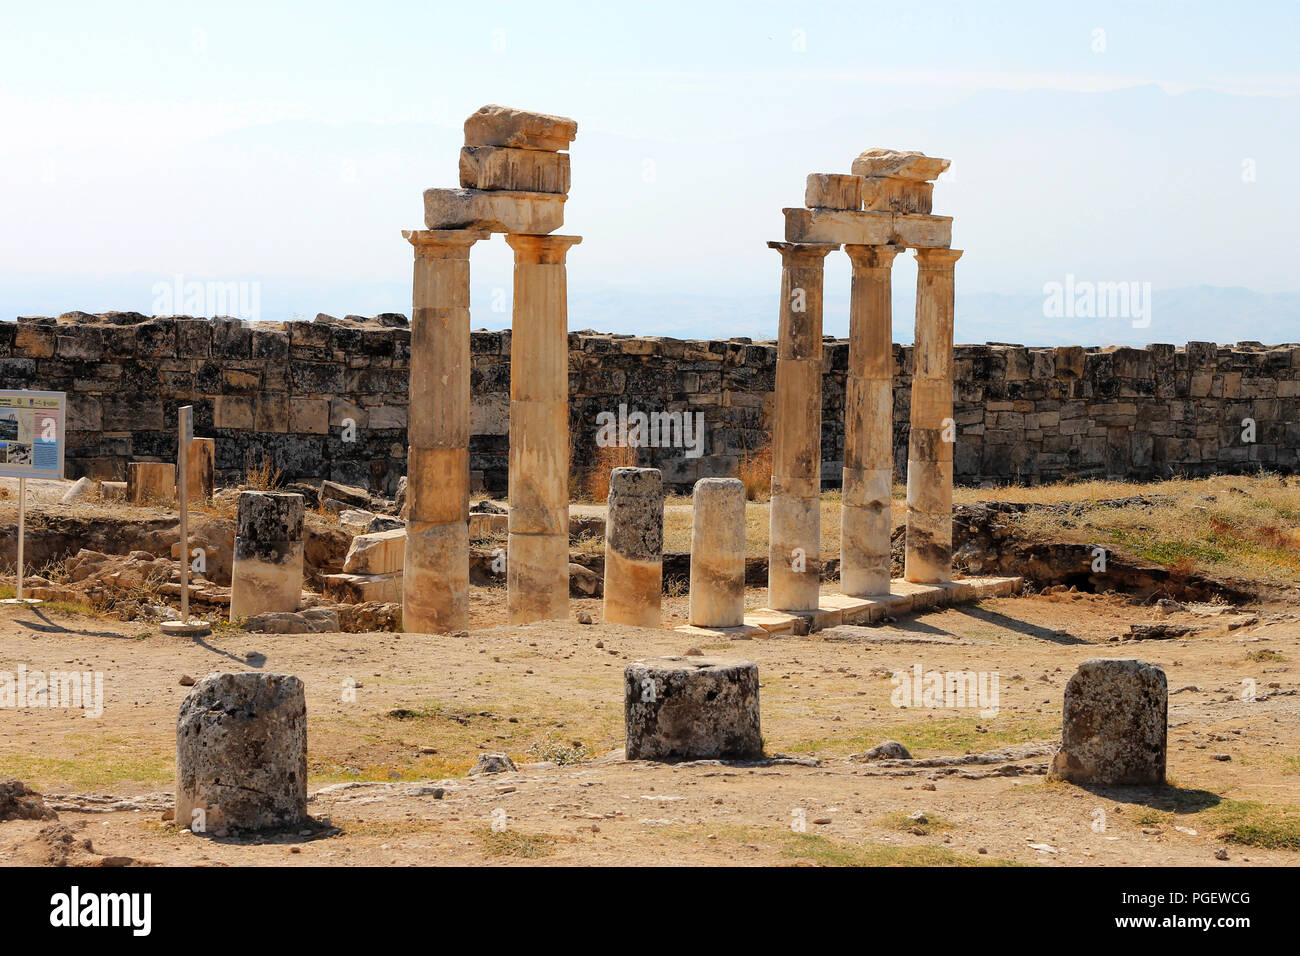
top-left (905, 247), bottom-right (963, 583)
top-left (505, 233), bottom-right (582, 624)
top-left (766, 241), bottom-right (838, 611)
top-left (841, 244), bottom-right (902, 595)
top-left (402, 228), bottom-right (489, 633)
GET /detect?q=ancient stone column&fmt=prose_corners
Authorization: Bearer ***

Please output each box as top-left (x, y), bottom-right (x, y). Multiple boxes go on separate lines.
top-left (229, 491), bottom-right (305, 621)
top-left (402, 229), bottom-right (488, 633)
top-left (176, 672), bottom-right (308, 832)
top-left (766, 241), bottom-right (838, 610)
top-left (905, 248), bottom-right (962, 583)
top-left (625, 657), bottom-right (762, 760)
top-left (505, 233), bottom-right (581, 624)
top-left (688, 477), bottom-right (746, 627)
top-left (603, 467), bottom-right (664, 628)
top-left (841, 244), bottom-right (902, 596)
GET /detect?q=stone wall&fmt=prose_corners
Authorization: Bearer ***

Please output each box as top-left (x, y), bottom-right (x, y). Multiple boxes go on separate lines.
top-left (2, 312), bottom-right (1297, 494)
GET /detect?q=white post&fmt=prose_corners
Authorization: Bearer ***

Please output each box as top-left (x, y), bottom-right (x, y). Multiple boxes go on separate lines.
top-left (15, 476), bottom-right (25, 602)
top-left (161, 406), bottom-right (209, 635)
top-left (178, 406), bottom-right (190, 623)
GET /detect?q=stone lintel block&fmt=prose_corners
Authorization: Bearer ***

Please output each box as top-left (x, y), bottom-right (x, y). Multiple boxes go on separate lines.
top-left (624, 657), bottom-right (762, 761)
top-left (784, 207), bottom-right (892, 245)
top-left (464, 104), bottom-right (578, 151)
top-left (423, 188), bottom-right (565, 234)
top-left (892, 213), bottom-right (952, 249)
top-left (460, 145), bottom-right (571, 194)
top-left (850, 148), bottom-right (950, 182)
top-left (784, 208), bottom-right (952, 248)
top-left (805, 172), bottom-right (863, 210)
top-left (861, 176), bottom-right (934, 214)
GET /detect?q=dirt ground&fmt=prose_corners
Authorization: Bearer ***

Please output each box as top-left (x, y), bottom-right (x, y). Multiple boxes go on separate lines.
top-left (2, 582), bottom-right (1297, 867)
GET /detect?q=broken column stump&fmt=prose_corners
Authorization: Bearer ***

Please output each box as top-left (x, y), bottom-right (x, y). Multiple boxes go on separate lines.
top-left (1050, 658), bottom-right (1167, 785)
top-left (175, 672), bottom-right (308, 832)
top-left (688, 477), bottom-right (746, 627)
top-left (624, 657), bottom-right (762, 760)
top-left (603, 467), bottom-right (664, 628)
top-left (229, 491), bottom-right (305, 621)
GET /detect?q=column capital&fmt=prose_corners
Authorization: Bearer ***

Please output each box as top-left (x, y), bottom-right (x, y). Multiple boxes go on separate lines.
top-left (767, 240), bottom-right (839, 262)
top-left (403, 229), bottom-right (491, 259)
top-left (914, 247), bottom-right (963, 268)
top-left (844, 243), bottom-right (904, 270)
top-left (506, 233), bottom-right (582, 264)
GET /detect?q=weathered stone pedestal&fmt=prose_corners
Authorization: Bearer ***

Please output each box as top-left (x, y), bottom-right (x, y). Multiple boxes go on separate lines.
top-left (624, 657), bottom-right (762, 760)
top-left (127, 462), bottom-right (175, 506)
top-left (229, 491), bottom-right (305, 622)
top-left (841, 244), bottom-right (901, 595)
top-left (689, 477), bottom-right (746, 627)
top-left (506, 233), bottom-right (581, 625)
top-left (175, 672), bottom-right (307, 832)
top-left (1050, 659), bottom-right (1167, 785)
top-left (185, 437), bottom-right (215, 502)
top-left (402, 229), bottom-right (488, 633)
top-left (767, 241), bottom-right (837, 611)
top-left (603, 467), bottom-right (664, 628)
top-left (904, 247), bottom-right (962, 583)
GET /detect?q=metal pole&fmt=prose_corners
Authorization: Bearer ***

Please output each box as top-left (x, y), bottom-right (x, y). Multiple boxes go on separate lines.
top-left (179, 409), bottom-right (189, 623)
top-left (15, 476), bottom-right (25, 602)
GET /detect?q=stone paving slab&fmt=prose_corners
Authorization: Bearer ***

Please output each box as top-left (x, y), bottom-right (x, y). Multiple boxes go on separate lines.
top-left (743, 575), bottom-right (1021, 636)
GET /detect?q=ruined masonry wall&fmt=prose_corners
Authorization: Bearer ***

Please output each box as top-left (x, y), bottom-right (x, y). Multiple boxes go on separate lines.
top-left (2, 314), bottom-right (1298, 494)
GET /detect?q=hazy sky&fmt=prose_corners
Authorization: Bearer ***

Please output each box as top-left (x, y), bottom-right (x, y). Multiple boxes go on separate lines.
top-left (2, 1), bottom-right (1297, 343)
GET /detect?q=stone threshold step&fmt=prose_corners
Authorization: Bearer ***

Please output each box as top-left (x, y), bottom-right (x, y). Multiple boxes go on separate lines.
top-left (674, 576), bottom-right (1021, 639)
